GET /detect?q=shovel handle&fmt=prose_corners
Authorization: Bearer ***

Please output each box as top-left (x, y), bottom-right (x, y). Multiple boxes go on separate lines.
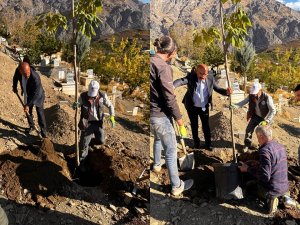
top-left (15, 92), bottom-right (41, 137)
top-left (173, 120), bottom-right (188, 155)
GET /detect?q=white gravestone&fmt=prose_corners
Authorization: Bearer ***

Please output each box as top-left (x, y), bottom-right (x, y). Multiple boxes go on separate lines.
top-left (132, 107), bottom-right (139, 116)
top-left (58, 71), bottom-right (65, 81)
top-left (87, 69), bottom-right (94, 78)
top-left (66, 73), bottom-right (75, 84)
top-left (53, 59), bottom-right (60, 67)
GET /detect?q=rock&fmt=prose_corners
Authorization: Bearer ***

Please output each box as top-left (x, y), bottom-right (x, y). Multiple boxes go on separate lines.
top-left (123, 192), bottom-right (133, 205)
top-left (286, 220), bottom-right (297, 225)
top-left (200, 202), bottom-right (208, 207)
top-left (171, 216), bottom-right (180, 223)
top-left (134, 207), bottom-right (145, 215)
top-left (160, 198), bottom-right (170, 204)
top-left (100, 206), bottom-right (107, 213)
top-left (66, 201), bottom-right (75, 207)
top-left (109, 204), bottom-right (117, 212)
top-left (23, 189), bottom-right (29, 195)
top-left (118, 207), bottom-right (129, 215)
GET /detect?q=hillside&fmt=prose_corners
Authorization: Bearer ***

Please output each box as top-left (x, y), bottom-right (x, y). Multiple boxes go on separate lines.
top-left (0, 51), bottom-right (150, 224)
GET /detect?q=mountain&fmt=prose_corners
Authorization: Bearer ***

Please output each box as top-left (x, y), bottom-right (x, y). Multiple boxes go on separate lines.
top-left (0, 0), bottom-right (150, 38)
top-left (150, 0), bottom-right (300, 51)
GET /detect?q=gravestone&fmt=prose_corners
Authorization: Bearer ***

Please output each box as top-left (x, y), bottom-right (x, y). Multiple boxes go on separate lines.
top-left (87, 69), bottom-right (94, 78)
top-left (58, 71), bottom-right (65, 81)
top-left (66, 73), bottom-right (75, 84)
top-left (53, 59), bottom-right (60, 67)
top-left (132, 107), bottom-right (139, 116)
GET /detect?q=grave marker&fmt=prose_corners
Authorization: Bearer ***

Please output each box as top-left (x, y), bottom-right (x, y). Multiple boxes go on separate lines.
top-left (132, 107), bottom-right (139, 116)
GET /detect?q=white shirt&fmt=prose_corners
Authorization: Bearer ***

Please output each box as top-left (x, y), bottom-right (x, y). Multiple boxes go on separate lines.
top-left (193, 79), bottom-right (209, 110)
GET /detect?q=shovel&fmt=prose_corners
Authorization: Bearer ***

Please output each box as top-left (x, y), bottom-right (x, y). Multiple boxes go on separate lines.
top-left (174, 121), bottom-right (195, 171)
top-left (16, 92), bottom-right (42, 138)
top-left (132, 167), bottom-right (150, 195)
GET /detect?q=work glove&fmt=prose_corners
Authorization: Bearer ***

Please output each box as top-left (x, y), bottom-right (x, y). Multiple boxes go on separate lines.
top-left (179, 125), bottom-right (187, 138)
top-left (259, 120), bottom-right (269, 126)
top-left (110, 116), bottom-right (115, 128)
top-left (229, 104), bottom-right (238, 110)
top-left (72, 102), bottom-right (80, 110)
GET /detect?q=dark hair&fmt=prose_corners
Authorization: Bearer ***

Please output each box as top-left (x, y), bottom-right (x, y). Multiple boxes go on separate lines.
top-left (295, 84), bottom-right (300, 92)
top-left (153, 36), bottom-right (177, 54)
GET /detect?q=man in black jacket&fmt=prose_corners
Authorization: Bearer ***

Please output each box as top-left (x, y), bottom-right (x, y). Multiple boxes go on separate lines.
top-left (18, 62), bottom-right (47, 137)
top-left (174, 64), bottom-right (232, 150)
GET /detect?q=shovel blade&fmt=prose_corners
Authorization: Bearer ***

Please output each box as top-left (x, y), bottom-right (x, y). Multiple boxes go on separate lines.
top-left (179, 152), bottom-right (195, 171)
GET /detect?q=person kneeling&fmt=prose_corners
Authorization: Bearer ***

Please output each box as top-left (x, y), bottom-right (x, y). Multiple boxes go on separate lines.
top-left (238, 125), bottom-right (289, 214)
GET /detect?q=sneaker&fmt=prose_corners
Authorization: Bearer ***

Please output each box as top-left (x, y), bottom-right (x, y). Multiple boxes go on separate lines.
top-left (171, 179), bottom-right (194, 196)
top-left (25, 127), bottom-right (34, 134)
top-left (152, 165), bottom-right (161, 173)
top-left (267, 196), bottom-right (279, 214)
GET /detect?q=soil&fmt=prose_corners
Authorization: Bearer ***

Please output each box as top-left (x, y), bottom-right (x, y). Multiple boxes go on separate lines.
top-left (150, 66), bottom-right (300, 225)
top-left (0, 51), bottom-right (150, 224)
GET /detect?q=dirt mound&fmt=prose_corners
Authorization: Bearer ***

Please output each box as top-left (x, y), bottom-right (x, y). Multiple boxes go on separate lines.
top-left (0, 139), bottom-right (72, 208)
top-left (210, 111), bottom-right (232, 147)
top-left (45, 105), bottom-right (74, 142)
top-left (87, 145), bottom-right (148, 193)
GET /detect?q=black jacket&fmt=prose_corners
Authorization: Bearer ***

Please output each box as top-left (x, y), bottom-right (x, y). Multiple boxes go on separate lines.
top-left (13, 65), bottom-right (36, 95)
top-left (173, 71), bottom-right (228, 110)
top-left (26, 70), bottom-right (45, 107)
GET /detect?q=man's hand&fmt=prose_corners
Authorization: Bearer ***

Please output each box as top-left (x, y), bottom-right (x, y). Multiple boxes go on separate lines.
top-left (24, 105), bottom-right (29, 113)
top-left (179, 125), bottom-right (187, 138)
top-left (13, 88), bottom-right (17, 93)
top-left (72, 102), bottom-right (80, 110)
top-left (227, 87), bottom-right (233, 95)
top-left (238, 161), bottom-right (249, 173)
top-left (229, 104), bottom-right (238, 110)
top-left (110, 116), bottom-right (116, 128)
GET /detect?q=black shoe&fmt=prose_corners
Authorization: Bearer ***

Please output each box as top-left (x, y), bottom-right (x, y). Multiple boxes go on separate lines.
top-left (41, 129), bottom-right (48, 138)
top-left (25, 127), bottom-right (34, 134)
top-left (205, 145), bottom-right (215, 151)
top-left (193, 142), bottom-right (201, 149)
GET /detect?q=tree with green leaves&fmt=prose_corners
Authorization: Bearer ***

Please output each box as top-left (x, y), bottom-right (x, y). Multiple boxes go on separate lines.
top-left (36, 0), bottom-right (102, 166)
top-left (194, 0), bottom-right (252, 162)
top-left (232, 41), bottom-right (256, 93)
top-left (202, 44), bottom-right (225, 71)
top-left (36, 33), bottom-right (62, 61)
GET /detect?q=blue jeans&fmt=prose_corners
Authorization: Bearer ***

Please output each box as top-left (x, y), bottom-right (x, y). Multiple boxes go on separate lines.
top-left (150, 116), bottom-right (180, 188)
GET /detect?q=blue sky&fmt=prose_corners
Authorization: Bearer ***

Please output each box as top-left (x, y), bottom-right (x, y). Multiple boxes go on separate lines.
top-left (276, 0), bottom-right (300, 10)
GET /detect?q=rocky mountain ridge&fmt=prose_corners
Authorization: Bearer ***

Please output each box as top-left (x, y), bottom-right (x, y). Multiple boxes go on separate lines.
top-left (0, 0), bottom-right (149, 38)
top-left (150, 0), bottom-right (300, 50)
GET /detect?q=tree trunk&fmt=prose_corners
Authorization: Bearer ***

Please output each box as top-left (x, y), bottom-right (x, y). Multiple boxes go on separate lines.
top-left (220, 1), bottom-right (236, 163)
top-left (243, 72), bottom-right (247, 95)
top-left (72, 0), bottom-right (80, 167)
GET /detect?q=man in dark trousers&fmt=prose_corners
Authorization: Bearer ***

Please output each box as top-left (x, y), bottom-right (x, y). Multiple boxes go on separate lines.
top-left (17, 62), bottom-right (47, 137)
top-left (174, 64), bottom-right (232, 150)
top-left (76, 80), bottom-right (115, 169)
